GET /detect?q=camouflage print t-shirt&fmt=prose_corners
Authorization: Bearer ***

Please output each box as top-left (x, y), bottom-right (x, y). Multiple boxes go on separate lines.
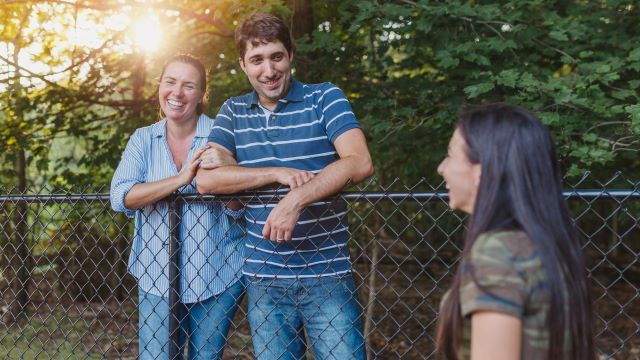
top-left (456, 230), bottom-right (551, 359)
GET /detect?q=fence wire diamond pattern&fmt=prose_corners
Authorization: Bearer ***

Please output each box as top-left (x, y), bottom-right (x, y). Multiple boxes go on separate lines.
top-left (0, 173), bottom-right (638, 359)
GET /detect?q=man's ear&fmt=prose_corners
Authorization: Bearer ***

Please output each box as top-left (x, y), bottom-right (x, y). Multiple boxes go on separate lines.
top-left (239, 58), bottom-right (246, 74)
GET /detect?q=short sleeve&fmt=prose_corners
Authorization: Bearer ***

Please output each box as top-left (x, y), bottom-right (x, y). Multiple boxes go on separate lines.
top-left (459, 232), bottom-right (529, 318)
top-left (110, 129), bottom-right (146, 218)
top-left (208, 100), bottom-right (237, 156)
top-left (319, 83), bottom-right (361, 143)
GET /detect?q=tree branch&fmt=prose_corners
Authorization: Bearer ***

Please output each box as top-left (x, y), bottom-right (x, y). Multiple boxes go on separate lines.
top-left (0, 0), bottom-right (234, 37)
top-left (532, 38), bottom-right (576, 62)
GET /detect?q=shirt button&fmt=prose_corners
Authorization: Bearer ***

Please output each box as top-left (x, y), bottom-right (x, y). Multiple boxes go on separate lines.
top-left (271, 115), bottom-right (276, 120)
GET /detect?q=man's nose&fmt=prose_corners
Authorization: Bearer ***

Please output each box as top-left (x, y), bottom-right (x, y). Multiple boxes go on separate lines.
top-left (264, 61), bottom-right (276, 77)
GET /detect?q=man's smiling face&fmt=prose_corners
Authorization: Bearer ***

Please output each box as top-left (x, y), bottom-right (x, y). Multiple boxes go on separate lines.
top-left (239, 40), bottom-right (293, 109)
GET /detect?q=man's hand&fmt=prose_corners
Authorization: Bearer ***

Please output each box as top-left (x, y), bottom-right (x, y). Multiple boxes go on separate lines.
top-left (262, 194), bottom-right (302, 242)
top-left (199, 142), bottom-right (238, 169)
top-left (273, 168), bottom-right (315, 189)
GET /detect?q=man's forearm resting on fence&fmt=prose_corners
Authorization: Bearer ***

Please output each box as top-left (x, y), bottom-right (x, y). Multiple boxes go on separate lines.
top-left (262, 129), bottom-right (374, 241)
top-left (195, 142), bottom-right (316, 194)
top-left (196, 129), bottom-right (373, 241)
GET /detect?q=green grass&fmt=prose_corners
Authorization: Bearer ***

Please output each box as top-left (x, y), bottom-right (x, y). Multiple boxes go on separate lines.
top-left (0, 314), bottom-right (105, 360)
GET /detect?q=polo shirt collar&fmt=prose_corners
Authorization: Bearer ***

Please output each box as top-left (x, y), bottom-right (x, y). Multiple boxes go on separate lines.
top-left (151, 114), bottom-right (211, 138)
top-left (283, 79), bottom-right (304, 102)
top-left (246, 91), bottom-right (259, 108)
top-left (245, 79), bottom-right (304, 108)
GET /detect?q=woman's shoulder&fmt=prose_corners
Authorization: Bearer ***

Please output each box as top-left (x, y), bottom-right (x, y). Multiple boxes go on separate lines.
top-left (130, 119), bottom-right (168, 138)
top-left (459, 229), bottom-right (542, 320)
top-left (198, 113), bottom-right (215, 123)
top-left (472, 230), bottom-right (537, 263)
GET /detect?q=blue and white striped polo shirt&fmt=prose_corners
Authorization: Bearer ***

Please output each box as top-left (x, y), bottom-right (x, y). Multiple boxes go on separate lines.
top-left (208, 79), bottom-right (360, 278)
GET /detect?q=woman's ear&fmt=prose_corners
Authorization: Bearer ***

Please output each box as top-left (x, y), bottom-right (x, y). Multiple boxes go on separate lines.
top-left (472, 164), bottom-right (482, 187)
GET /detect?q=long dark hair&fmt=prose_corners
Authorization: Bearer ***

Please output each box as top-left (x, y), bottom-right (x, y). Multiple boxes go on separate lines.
top-left (435, 104), bottom-right (594, 360)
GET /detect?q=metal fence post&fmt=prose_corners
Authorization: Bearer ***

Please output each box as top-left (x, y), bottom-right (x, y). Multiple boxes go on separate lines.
top-left (168, 196), bottom-right (181, 359)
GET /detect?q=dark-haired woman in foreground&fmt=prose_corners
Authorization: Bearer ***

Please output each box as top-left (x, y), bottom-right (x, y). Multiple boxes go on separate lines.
top-left (435, 104), bottom-right (594, 360)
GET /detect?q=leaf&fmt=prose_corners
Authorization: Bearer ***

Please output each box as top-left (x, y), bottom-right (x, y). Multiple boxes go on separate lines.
top-left (596, 64), bottom-right (611, 74)
top-left (496, 69), bottom-right (519, 88)
top-left (625, 105), bottom-right (640, 134)
top-left (629, 48), bottom-right (640, 61)
top-left (549, 30), bottom-right (569, 41)
top-left (537, 112), bottom-right (560, 125)
top-left (464, 82), bottom-right (495, 99)
top-left (611, 90), bottom-right (635, 101)
top-left (434, 50), bottom-right (459, 69)
top-left (415, 19), bottom-right (432, 33)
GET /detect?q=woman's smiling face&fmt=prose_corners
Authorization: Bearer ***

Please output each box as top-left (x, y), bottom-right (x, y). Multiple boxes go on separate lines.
top-left (437, 128), bottom-right (482, 214)
top-left (158, 61), bottom-right (204, 123)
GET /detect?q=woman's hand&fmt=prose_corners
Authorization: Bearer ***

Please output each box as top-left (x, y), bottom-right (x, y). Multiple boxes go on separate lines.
top-left (124, 145), bottom-right (218, 210)
top-left (177, 145), bottom-right (208, 187)
top-left (199, 143), bottom-right (238, 169)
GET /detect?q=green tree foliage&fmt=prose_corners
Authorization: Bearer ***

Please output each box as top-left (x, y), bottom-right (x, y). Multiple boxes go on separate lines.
top-left (294, 0), bottom-right (640, 181)
top-left (0, 0), bottom-right (281, 188)
top-left (1, 0), bottom-right (638, 186)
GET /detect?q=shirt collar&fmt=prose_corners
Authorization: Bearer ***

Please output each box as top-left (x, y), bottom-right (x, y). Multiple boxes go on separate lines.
top-left (151, 119), bottom-right (167, 138)
top-left (194, 113), bottom-right (213, 137)
top-left (283, 79), bottom-right (304, 102)
top-left (245, 79), bottom-right (304, 108)
top-left (151, 114), bottom-right (211, 138)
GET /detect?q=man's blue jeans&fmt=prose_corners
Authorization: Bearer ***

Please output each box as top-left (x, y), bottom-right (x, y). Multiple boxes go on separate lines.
top-left (138, 279), bottom-right (245, 360)
top-left (247, 274), bottom-right (366, 360)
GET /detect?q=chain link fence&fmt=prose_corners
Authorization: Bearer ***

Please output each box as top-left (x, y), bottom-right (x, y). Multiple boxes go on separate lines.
top-left (0, 173), bottom-right (638, 359)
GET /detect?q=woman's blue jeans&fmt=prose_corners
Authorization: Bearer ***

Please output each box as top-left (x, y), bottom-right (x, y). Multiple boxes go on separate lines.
top-left (138, 279), bottom-right (245, 360)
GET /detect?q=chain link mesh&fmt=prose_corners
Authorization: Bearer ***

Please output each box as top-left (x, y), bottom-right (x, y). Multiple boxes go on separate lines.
top-left (0, 173), bottom-right (638, 359)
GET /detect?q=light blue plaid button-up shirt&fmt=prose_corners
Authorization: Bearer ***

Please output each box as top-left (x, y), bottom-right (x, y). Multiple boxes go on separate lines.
top-left (110, 114), bottom-right (244, 303)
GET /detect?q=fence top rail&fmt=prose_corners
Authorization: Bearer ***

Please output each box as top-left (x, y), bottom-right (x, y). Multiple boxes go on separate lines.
top-left (0, 189), bottom-right (638, 204)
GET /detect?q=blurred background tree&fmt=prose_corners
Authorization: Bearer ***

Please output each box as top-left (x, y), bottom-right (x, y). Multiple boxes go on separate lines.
top-left (0, 0), bottom-right (638, 189)
top-left (0, 3), bottom-right (638, 355)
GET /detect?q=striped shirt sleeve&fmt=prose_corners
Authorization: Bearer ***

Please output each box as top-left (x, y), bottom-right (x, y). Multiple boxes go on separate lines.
top-left (208, 100), bottom-right (237, 156)
top-left (319, 83), bottom-right (360, 143)
top-left (110, 129), bottom-right (146, 218)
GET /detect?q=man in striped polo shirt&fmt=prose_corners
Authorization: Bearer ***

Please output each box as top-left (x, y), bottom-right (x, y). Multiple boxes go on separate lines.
top-left (196, 13), bottom-right (373, 360)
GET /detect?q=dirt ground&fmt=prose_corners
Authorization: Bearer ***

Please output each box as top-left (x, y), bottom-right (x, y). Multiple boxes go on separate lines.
top-left (1, 255), bottom-right (637, 359)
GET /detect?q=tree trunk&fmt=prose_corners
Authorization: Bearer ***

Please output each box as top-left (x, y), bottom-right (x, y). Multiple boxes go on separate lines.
top-left (287, 0), bottom-right (313, 40)
top-left (287, 0), bottom-right (315, 81)
top-left (132, 54), bottom-right (145, 117)
top-left (5, 7), bottom-right (33, 323)
top-left (10, 148), bottom-right (32, 322)
top-left (364, 215), bottom-right (382, 359)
